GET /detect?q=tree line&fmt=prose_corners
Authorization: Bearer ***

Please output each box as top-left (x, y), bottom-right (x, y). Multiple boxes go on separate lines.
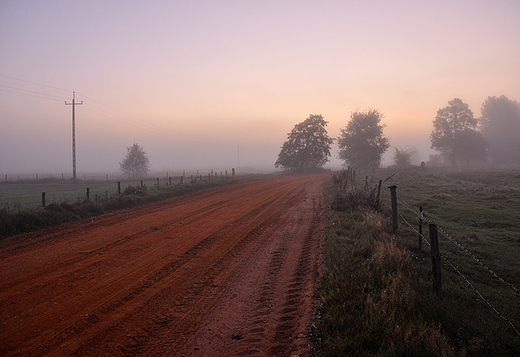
top-left (275, 95), bottom-right (520, 171)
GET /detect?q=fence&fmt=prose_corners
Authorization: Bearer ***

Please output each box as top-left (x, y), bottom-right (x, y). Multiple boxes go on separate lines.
top-left (374, 177), bottom-right (520, 337)
top-left (1, 168), bottom-right (236, 210)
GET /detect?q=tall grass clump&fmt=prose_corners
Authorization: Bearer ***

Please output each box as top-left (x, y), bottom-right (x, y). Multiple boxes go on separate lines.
top-left (309, 179), bottom-right (463, 356)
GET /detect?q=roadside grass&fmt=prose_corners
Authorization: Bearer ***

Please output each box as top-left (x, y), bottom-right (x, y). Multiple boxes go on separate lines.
top-left (0, 175), bottom-right (258, 238)
top-left (310, 168), bottom-right (520, 356)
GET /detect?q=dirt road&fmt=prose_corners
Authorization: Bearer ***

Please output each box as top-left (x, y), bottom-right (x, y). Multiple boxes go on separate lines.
top-left (0, 174), bottom-right (326, 356)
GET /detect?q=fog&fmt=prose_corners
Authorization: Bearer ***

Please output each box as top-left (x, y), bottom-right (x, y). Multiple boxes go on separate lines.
top-left (1, 1), bottom-right (519, 177)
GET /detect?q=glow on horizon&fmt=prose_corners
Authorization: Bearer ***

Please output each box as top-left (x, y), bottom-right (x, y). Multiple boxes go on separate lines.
top-left (1, 1), bottom-right (519, 174)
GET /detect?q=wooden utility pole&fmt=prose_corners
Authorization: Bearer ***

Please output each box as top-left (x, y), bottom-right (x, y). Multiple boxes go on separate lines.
top-left (65, 92), bottom-right (83, 181)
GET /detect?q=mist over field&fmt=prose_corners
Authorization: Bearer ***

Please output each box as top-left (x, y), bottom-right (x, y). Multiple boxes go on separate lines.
top-left (1, 1), bottom-right (519, 176)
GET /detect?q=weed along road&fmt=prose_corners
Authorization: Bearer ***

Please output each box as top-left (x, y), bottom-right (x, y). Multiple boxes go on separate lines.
top-left (0, 174), bottom-right (326, 357)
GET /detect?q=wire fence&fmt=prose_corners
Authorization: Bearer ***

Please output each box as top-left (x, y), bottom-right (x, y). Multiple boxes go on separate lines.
top-left (373, 179), bottom-right (520, 337)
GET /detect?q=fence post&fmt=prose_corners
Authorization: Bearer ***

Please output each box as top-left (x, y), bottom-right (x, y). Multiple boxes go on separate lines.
top-left (180, 176), bottom-right (183, 185)
top-left (42, 192), bottom-right (46, 207)
top-left (86, 188), bottom-right (90, 201)
top-left (375, 180), bottom-right (382, 210)
top-left (118, 182), bottom-right (121, 195)
top-left (429, 223), bottom-right (442, 294)
top-left (418, 206), bottom-right (423, 251)
top-left (169, 177), bottom-right (172, 186)
top-left (388, 185), bottom-right (398, 234)
top-left (232, 168), bottom-right (235, 176)
top-left (157, 177), bottom-right (160, 188)
top-left (141, 180), bottom-right (143, 188)
top-left (364, 176), bottom-right (368, 192)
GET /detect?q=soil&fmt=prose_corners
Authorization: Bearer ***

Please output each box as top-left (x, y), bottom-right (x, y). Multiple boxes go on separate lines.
top-left (0, 174), bottom-right (326, 357)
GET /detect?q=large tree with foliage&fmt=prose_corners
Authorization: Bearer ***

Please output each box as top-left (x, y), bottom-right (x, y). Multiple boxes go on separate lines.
top-left (337, 109), bottom-right (390, 169)
top-left (119, 143), bottom-right (151, 178)
top-left (275, 114), bottom-right (333, 171)
top-left (480, 95), bottom-right (520, 164)
top-left (430, 98), bottom-right (487, 165)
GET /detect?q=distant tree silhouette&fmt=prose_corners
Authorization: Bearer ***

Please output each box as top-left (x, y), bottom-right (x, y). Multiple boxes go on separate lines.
top-left (337, 109), bottom-right (390, 169)
top-left (430, 98), bottom-right (487, 165)
top-left (480, 95), bottom-right (520, 164)
top-left (275, 114), bottom-right (333, 171)
top-left (393, 146), bottom-right (414, 168)
top-left (119, 143), bottom-right (151, 178)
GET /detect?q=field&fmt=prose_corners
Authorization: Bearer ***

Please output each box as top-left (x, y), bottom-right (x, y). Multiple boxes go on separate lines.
top-left (0, 175), bottom-right (221, 211)
top-left (2, 167), bottom-right (520, 356)
top-left (310, 166), bottom-right (520, 356)
top-left (0, 174), bottom-right (242, 237)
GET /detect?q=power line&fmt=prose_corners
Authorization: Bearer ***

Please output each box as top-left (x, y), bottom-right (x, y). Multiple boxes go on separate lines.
top-left (0, 84), bottom-right (68, 101)
top-left (1, 75), bottom-right (178, 140)
top-left (0, 74), bottom-right (71, 92)
top-left (0, 88), bottom-right (66, 102)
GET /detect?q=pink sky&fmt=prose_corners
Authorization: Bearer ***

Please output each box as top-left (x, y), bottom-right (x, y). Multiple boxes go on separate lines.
top-left (1, 0), bottom-right (519, 175)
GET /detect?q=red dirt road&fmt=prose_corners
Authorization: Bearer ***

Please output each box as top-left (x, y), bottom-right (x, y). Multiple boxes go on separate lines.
top-left (0, 174), bottom-right (326, 356)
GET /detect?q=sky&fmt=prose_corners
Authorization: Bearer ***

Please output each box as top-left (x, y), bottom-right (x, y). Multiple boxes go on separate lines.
top-left (1, 0), bottom-right (519, 176)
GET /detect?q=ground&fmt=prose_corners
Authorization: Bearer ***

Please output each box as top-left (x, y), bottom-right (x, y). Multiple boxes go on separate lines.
top-left (0, 174), bottom-right (326, 357)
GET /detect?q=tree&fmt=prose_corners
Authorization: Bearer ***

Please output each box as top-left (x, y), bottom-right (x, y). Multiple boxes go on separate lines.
top-left (337, 109), bottom-right (390, 169)
top-left (275, 114), bottom-right (334, 171)
top-left (119, 143), bottom-right (151, 178)
top-left (393, 146), bottom-right (414, 168)
top-left (430, 98), bottom-right (486, 165)
top-left (480, 95), bottom-right (520, 164)
top-left (453, 128), bottom-right (488, 165)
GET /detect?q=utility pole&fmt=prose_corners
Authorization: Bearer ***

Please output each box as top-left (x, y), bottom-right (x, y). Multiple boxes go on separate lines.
top-left (65, 92), bottom-right (83, 180)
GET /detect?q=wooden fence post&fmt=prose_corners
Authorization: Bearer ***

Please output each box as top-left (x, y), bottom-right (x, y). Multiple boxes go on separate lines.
top-left (232, 168), bottom-right (235, 176)
top-left (429, 223), bottom-right (442, 294)
top-left (42, 192), bottom-right (46, 207)
top-left (157, 177), bottom-right (160, 188)
top-left (364, 176), bottom-right (368, 192)
top-left (388, 185), bottom-right (398, 234)
top-left (86, 188), bottom-right (90, 201)
top-left (117, 182), bottom-right (121, 195)
top-left (375, 180), bottom-right (382, 210)
top-left (418, 206), bottom-right (423, 251)
top-left (169, 177), bottom-right (172, 186)
top-left (180, 176), bottom-right (183, 185)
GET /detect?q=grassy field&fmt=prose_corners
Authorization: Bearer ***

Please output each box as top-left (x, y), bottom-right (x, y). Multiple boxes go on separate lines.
top-left (0, 174), bottom-right (241, 238)
top-left (0, 176), bottom-right (194, 211)
top-left (311, 167), bottom-right (520, 356)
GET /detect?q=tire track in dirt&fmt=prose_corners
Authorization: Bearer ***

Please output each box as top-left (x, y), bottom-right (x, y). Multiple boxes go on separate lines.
top-left (0, 174), bottom-right (326, 357)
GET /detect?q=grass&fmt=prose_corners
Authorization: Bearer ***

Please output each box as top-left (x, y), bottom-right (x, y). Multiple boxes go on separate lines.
top-left (0, 174), bottom-right (250, 238)
top-left (310, 167), bottom-right (520, 356)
